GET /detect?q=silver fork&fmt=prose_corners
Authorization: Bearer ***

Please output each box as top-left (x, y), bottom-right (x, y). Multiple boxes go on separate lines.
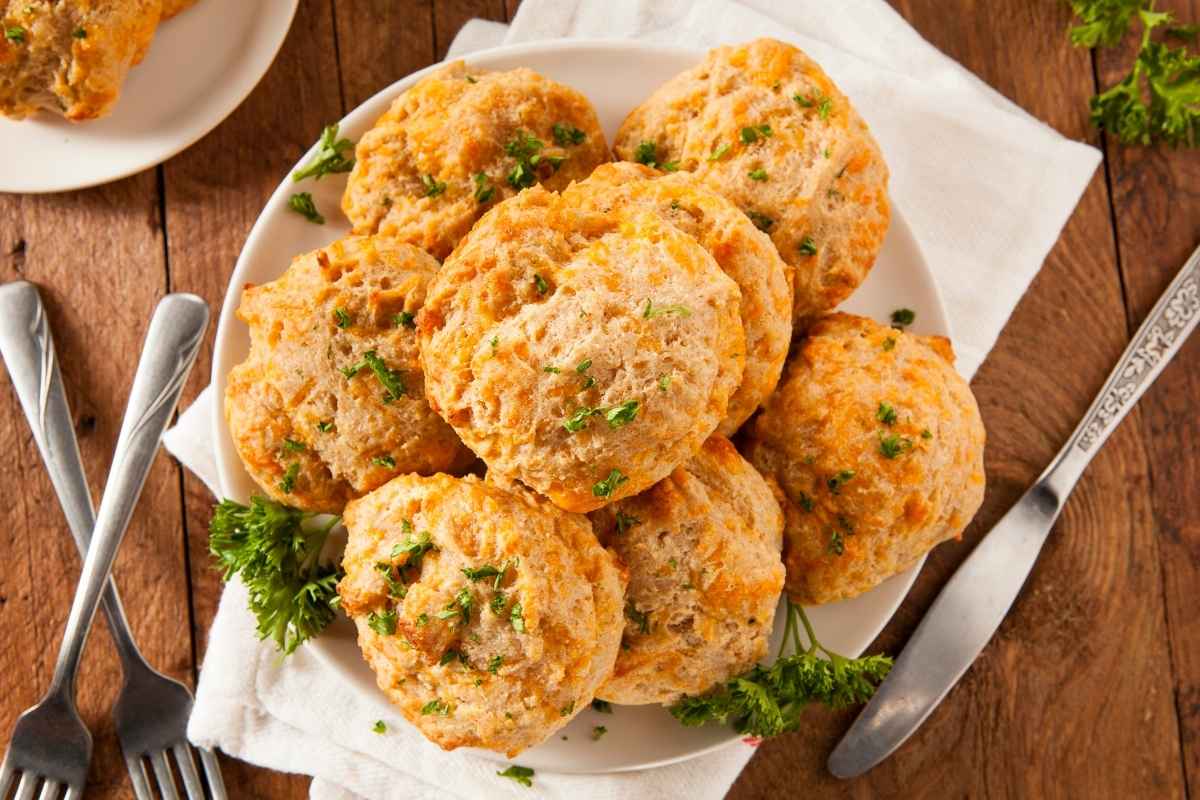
top-left (0, 285), bottom-right (220, 800)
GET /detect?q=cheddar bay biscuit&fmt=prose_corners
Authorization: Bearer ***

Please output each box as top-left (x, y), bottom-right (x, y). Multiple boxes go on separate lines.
top-left (343, 60), bottom-right (610, 259)
top-left (614, 38), bottom-right (890, 326)
top-left (418, 186), bottom-right (746, 513)
top-left (743, 313), bottom-right (986, 604)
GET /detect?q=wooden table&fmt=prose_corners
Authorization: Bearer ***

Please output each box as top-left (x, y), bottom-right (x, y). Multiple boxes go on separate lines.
top-left (0, 1), bottom-right (1196, 797)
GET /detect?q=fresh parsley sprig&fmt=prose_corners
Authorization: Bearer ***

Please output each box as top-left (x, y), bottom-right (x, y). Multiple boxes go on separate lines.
top-left (1069, 1), bottom-right (1200, 146)
top-left (669, 601), bottom-right (892, 737)
top-left (209, 496), bottom-right (343, 654)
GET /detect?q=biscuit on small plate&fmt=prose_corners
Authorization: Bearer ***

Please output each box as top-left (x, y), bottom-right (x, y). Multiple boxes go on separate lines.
top-left (343, 60), bottom-right (611, 260)
top-left (225, 235), bottom-right (475, 514)
top-left (418, 186), bottom-right (746, 513)
top-left (337, 473), bottom-right (625, 756)
top-left (614, 37), bottom-right (890, 327)
top-left (0, 0), bottom-right (161, 120)
top-left (743, 313), bottom-right (986, 604)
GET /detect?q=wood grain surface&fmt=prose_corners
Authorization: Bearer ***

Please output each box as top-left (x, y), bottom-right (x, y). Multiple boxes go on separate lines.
top-left (0, 1), bottom-right (1195, 798)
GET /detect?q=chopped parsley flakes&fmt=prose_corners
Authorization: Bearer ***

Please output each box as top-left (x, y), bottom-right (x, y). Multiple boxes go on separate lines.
top-left (278, 463), bottom-right (300, 494)
top-left (333, 308), bottom-right (352, 328)
top-left (827, 470), bottom-right (855, 494)
top-left (367, 609), bottom-right (397, 636)
top-left (421, 699), bottom-right (451, 716)
top-left (394, 310), bottom-right (416, 328)
top-left (798, 236), bottom-right (818, 256)
top-left (497, 765), bottom-right (534, 787)
top-left (553, 122), bottom-right (587, 146)
top-left (592, 468), bottom-right (628, 500)
top-left (876, 402), bottom-right (897, 426)
top-left (372, 455), bottom-right (395, 468)
top-left (740, 124), bottom-right (772, 144)
top-left (615, 510), bottom-right (641, 534)
top-left (879, 432), bottom-right (913, 459)
top-left (292, 123), bottom-right (355, 181)
top-left (372, 720), bottom-right (386, 734)
top-left (746, 210), bottom-right (774, 232)
top-left (891, 308), bottom-right (916, 328)
top-left (421, 174), bottom-right (447, 197)
top-left (473, 172), bottom-right (495, 203)
top-left (748, 168), bottom-right (768, 181)
top-left (287, 192), bottom-right (324, 224)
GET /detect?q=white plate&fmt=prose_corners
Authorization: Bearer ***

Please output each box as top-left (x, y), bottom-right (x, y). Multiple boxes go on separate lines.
top-left (210, 39), bottom-right (949, 774)
top-left (0, 0), bottom-right (297, 194)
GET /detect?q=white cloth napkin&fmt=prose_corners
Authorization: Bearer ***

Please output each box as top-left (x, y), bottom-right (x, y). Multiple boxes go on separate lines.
top-left (167, 2), bottom-right (1101, 798)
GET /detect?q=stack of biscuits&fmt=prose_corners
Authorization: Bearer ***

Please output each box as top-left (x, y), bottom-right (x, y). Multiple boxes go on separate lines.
top-left (225, 38), bottom-right (986, 756)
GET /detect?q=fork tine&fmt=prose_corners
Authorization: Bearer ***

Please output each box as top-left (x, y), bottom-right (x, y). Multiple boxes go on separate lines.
top-left (63, 788), bottom-right (83, 800)
top-left (0, 756), bottom-right (15, 796)
top-left (36, 779), bottom-right (61, 800)
top-left (171, 743), bottom-right (205, 800)
top-left (197, 748), bottom-right (227, 799)
top-left (125, 752), bottom-right (155, 800)
top-left (149, 751), bottom-right (180, 800)
top-left (14, 772), bottom-right (39, 800)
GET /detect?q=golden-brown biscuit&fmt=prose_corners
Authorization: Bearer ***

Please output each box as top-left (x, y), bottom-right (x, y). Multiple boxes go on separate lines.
top-left (343, 61), bottom-right (610, 260)
top-left (225, 235), bottom-right (475, 514)
top-left (563, 162), bottom-right (792, 435)
top-left (589, 435), bottom-right (784, 705)
top-left (743, 313), bottom-right (986, 604)
top-left (338, 473), bottom-right (625, 756)
top-left (418, 186), bottom-right (746, 513)
top-left (0, 0), bottom-right (161, 120)
top-left (614, 38), bottom-right (890, 327)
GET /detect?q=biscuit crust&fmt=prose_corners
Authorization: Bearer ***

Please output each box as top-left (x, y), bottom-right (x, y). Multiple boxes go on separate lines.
top-left (225, 236), bottom-right (475, 513)
top-left (418, 186), bottom-right (746, 513)
top-left (590, 436), bottom-right (784, 705)
top-left (563, 162), bottom-right (792, 435)
top-left (743, 313), bottom-right (986, 604)
top-left (614, 38), bottom-right (890, 327)
top-left (338, 474), bottom-right (625, 756)
top-left (343, 61), bottom-right (610, 260)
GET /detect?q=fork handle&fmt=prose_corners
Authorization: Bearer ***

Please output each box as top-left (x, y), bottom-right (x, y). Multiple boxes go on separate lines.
top-left (0, 282), bottom-right (147, 672)
top-left (46, 294), bottom-right (208, 695)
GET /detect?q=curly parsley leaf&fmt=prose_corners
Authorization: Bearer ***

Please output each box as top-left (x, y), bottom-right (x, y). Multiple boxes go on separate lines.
top-left (209, 497), bottom-right (342, 654)
top-left (1070, 2), bottom-right (1200, 146)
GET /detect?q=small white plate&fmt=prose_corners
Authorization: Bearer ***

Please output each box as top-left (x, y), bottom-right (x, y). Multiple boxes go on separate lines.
top-left (0, 0), bottom-right (297, 194)
top-left (210, 39), bottom-right (949, 774)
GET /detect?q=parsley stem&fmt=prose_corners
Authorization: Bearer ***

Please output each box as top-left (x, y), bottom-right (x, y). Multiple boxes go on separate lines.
top-left (302, 515), bottom-right (341, 574)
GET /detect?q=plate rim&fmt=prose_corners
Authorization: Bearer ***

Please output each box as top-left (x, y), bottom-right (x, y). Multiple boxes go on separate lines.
top-left (208, 37), bottom-right (950, 774)
top-left (0, 0), bottom-right (300, 194)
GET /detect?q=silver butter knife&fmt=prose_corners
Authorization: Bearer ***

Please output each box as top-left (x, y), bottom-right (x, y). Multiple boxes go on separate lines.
top-left (828, 243), bottom-right (1200, 778)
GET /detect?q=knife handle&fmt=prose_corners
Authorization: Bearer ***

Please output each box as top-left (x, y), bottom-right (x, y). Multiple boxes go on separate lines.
top-left (1040, 245), bottom-right (1200, 502)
